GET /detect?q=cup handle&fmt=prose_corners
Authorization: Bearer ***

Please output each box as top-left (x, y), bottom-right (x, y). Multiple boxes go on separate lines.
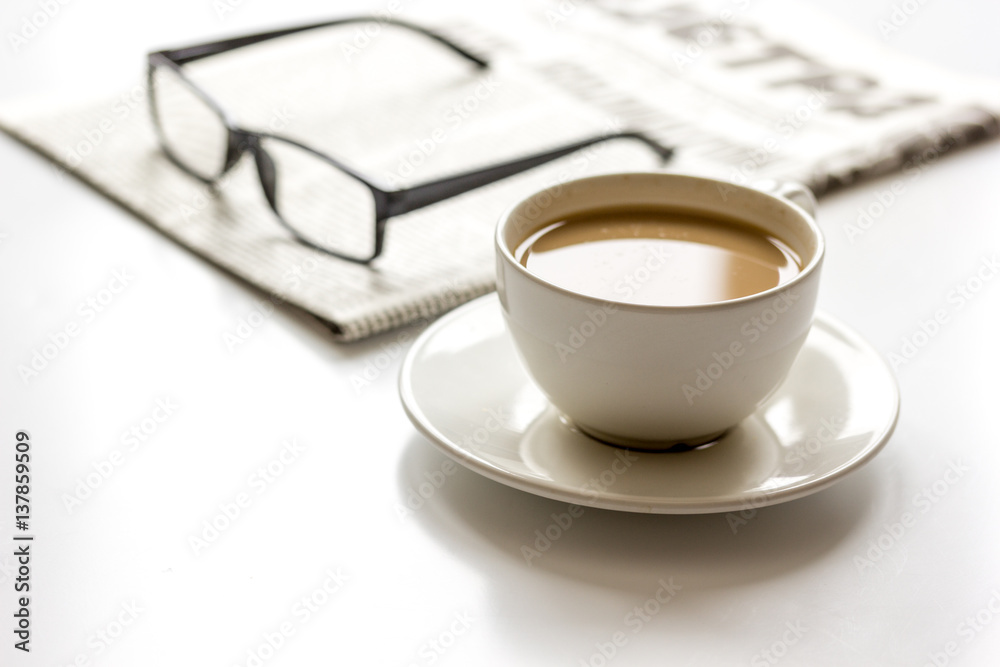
top-left (753, 180), bottom-right (817, 219)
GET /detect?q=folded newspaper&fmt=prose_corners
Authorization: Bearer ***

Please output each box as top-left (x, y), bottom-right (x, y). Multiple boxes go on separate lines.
top-left (2, 0), bottom-right (998, 341)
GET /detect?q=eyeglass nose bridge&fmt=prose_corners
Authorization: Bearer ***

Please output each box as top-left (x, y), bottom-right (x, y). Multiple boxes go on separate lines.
top-left (232, 132), bottom-right (280, 210)
top-left (231, 134), bottom-right (356, 259)
top-left (195, 126), bottom-right (257, 184)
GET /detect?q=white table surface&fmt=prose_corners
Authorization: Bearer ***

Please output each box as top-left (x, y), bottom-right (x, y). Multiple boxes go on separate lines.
top-left (2, 1), bottom-right (999, 665)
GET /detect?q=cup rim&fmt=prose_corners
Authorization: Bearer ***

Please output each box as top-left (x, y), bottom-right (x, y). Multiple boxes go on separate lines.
top-left (496, 172), bottom-right (825, 312)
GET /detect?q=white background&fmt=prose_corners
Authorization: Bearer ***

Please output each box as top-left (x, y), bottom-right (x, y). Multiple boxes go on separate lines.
top-left (1, 0), bottom-right (999, 665)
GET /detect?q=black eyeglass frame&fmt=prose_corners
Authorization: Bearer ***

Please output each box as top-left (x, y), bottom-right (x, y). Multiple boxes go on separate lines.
top-left (147, 16), bottom-right (674, 264)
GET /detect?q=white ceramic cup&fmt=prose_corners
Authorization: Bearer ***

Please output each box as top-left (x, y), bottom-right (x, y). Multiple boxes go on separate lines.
top-left (495, 173), bottom-right (824, 451)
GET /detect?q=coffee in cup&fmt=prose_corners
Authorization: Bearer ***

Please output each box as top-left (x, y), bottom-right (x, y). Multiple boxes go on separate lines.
top-left (515, 207), bottom-right (802, 307)
top-left (495, 173), bottom-right (823, 451)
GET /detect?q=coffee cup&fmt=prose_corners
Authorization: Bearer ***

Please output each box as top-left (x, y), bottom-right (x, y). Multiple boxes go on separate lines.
top-left (495, 173), bottom-right (824, 451)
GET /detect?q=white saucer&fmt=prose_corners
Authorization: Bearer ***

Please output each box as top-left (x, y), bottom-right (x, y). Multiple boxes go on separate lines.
top-left (398, 294), bottom-right (899, 514)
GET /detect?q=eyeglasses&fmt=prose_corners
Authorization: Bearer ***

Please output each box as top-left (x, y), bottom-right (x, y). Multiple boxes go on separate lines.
top-left (147, 16), bottom-right (673, 264)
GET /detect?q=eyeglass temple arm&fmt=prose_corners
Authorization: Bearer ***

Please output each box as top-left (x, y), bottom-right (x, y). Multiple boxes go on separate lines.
top-left (150, 16), bottom-right (488, 68)
top-left (383, 132), bottom-right (674, 219)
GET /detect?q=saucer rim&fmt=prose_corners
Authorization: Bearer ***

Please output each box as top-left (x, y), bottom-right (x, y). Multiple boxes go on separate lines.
top-left (398, 294), bottom-right (900, 514)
